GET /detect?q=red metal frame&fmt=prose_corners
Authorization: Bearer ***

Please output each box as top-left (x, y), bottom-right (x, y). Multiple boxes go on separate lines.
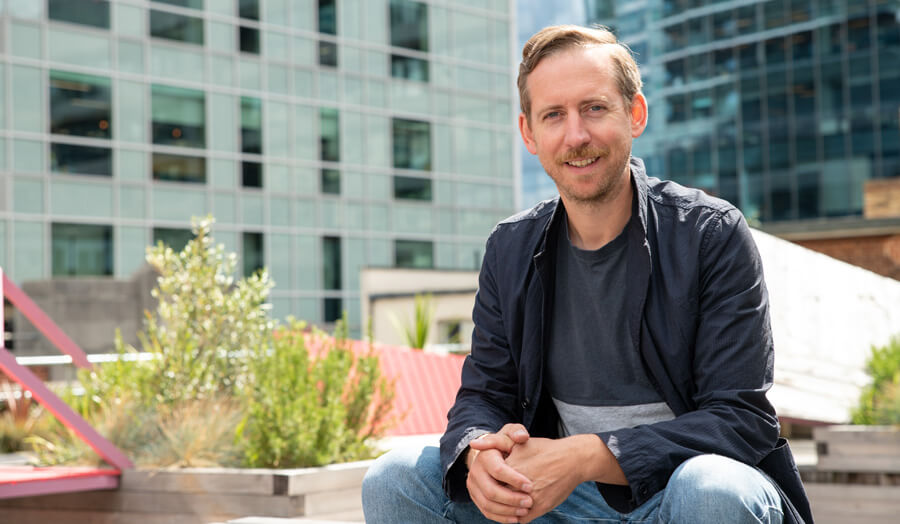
top-left (0, 267), bottom-right (132, 498)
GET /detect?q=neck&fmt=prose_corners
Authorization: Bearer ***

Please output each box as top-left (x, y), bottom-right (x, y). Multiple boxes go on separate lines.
top-left (562, 171), bottom-right (633, 251)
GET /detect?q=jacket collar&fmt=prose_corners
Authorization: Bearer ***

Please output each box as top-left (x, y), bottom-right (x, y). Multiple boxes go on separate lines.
top-left (534, 156), bottom-right (650, 261)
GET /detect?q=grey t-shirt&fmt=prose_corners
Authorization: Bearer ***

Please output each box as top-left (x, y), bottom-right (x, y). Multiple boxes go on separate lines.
top-left (547, 216), bottom-right (675, 438)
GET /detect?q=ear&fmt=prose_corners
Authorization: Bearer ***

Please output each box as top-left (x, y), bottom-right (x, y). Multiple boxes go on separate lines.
top-left (518, 112), bottom-right (538, 155)
top-left (629, 92), bottom-right (648, 138)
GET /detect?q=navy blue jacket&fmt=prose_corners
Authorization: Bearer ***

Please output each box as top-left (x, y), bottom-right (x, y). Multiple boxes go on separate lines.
top-left (440, 158), bottom-right (812, 522)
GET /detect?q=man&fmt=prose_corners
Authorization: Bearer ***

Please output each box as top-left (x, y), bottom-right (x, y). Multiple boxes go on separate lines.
top-left (362, 25), bottom-right (812, 523)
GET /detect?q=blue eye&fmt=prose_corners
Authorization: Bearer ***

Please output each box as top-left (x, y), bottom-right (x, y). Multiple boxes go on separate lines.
top-left (544, 111), bottom-right (560, 119)
top-left (589, 105), bottom-right (606, 112)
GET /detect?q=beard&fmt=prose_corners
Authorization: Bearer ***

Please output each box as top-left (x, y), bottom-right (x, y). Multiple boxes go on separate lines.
top-left (543, 143), bottom-right (632, 206)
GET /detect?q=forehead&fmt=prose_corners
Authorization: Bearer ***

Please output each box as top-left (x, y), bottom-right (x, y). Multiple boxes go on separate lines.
top-left (527, 45), bottom-right (620, 108)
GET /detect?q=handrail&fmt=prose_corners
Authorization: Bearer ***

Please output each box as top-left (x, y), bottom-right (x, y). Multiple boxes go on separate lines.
top-left (2, 273), bottom-right (92, 370)
top-left (0, 268), bottom-right (133, 470)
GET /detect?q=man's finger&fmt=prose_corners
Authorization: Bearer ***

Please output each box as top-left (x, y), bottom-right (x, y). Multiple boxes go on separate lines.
top-left (479, 449), bottom-right (534, 493)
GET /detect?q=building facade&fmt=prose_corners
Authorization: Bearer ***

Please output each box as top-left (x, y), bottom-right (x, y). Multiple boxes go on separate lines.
top-left (0, 0), bottom-right (518, 336)
top-left (519, 0), bottom-right (899, 227)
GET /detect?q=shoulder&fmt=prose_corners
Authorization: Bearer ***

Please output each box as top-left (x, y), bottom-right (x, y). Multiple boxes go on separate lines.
top-left (488, 197), bottom-right (558, 243)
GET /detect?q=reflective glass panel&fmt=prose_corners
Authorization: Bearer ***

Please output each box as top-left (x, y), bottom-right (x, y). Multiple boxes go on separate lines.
top-left (393, 118), bottom-right (431, 170)
top-left (240, 26), bottom-right (260, 54)
top-left (394, 239), bottom-right (433, 269)
top-left (152, 85), bottom-right (205, 148)
top-left (324, 297), bottom-right (342, 322)
top-left (48, 0), bottom-right (109, 28)
top-left (321, 168), bottom-right (340, 194)
top-left (323, 236), bottom-right (341, 289)
top-left (243, 232), bottom-right (264, 277)
top-left (155, 0), bottom-right (203, 9)
top-left (320, 108), bottom-right (340, 162)
top-left (239, 0), bottom-right (259, 20)
top-left (241, 97), bottom-right (262, 154)
top-left (391, 55), bottom-right (429, 82)
top-left (242, 161), bottom-right (262, 188)
top-left (319, 0), bottom-right (336, 35)
top-left (50, 70), bottom-right (111, 138)
top-left (150, 9), bottom-right (204, 45)
top-left (51, 143), bottom-right (112, 176)
top-left (319, 41), bottom-right (338, 67)
top-left (390, 0), bottom-right (428, 51)
top-left (152, 152), bottom-right (206, 183)
top-left (51, 223), bottom-right (113, 276)
top-left (153, 227), bottom-right (193, 251)
top-left (394, 175), bottom-right (432, 201)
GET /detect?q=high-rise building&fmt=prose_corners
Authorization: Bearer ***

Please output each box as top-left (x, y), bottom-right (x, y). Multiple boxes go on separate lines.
top-left (0, 0), bottom-right (518, 336)
top-left (519, 0), bottom-right (900, 227)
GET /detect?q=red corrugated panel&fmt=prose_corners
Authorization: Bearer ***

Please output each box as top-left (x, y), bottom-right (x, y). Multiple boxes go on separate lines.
top-left (345, 340), bottom-right (465, 436)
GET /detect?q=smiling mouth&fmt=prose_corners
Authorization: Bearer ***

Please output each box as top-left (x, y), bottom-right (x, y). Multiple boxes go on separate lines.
top-left (566, 157), bottom-right (598, 168)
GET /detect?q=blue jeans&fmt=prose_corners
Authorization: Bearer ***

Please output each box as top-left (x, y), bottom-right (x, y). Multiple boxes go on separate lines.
top-left (362, 446), bottom-right (783, 523)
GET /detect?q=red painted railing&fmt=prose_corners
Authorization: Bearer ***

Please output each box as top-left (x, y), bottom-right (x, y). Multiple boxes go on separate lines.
top-left (0, 267), bottom-right (132, 498)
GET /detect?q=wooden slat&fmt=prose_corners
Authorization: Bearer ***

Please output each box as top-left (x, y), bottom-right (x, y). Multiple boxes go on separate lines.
top-left (806, 483), bottom-right (900, 524)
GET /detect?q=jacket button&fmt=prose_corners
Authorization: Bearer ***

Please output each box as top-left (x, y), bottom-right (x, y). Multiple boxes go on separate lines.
top-left (521, 400), bottom-right (529, 409)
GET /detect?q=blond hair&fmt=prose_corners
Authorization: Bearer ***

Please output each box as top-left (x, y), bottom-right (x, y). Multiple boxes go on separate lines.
top-left (518, 25), bottom-right (642, 121)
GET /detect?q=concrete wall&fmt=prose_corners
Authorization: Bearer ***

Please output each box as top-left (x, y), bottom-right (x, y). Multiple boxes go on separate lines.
top-left (11, 265), bottom-right (157, 358)
top-left (753, 229), bottom-right (900, 423)
top-left (360, 268), bottom-right (478, 349)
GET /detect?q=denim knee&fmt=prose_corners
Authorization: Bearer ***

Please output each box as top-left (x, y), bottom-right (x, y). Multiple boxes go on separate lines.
top-left (659, 454), bottom-right (783, 524)
top-left (362, 446), bottom-right (448, 523)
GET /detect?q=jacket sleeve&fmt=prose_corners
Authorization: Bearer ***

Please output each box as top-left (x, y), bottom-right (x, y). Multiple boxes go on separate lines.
top-left (439, 230), bottom-right (521, 502)
top-left (598, 208), bottom-right (780, 506)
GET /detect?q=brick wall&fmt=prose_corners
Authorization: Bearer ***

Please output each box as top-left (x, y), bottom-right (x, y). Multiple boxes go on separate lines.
top-left (795, 234), bottom-right (900, 281)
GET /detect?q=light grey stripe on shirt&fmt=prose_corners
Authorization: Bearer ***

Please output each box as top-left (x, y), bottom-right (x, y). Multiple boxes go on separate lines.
top-left (553, 398), bottom-right (676, 436)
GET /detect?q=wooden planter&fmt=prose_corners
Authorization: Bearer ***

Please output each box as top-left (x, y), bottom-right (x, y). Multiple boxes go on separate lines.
top-left (0, 460), bottom-right (371, 524)
top-left (803, 425), bottom-right (900, 524)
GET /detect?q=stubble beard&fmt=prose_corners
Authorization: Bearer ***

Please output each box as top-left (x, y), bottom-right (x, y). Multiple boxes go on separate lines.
top-left (546, 144), bottom-right (632, 208)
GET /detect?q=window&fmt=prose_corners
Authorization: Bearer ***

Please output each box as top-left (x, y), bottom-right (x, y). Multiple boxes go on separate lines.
top-left (324, 298), bottom-right (342, 323)
top-left (51, 143), bottom-right (112, 176)
top-left (390, 0), bottom-right (428, 52)
top-left (391, 55), bottom-right (429, 82)
top-left (243, 232), bottom-right (264, 277)
top-left (150, 9), bottom-right (204, 45)
top-left (319, 41), bottom-right (338, 67)
top-left (152, 85), bottom-right (205, 148)
top-left (394, 176), bottom-right (432, 201)
top-left (319, 0), bottom-right (337, 35)
top-left (320, 108), bottom-right (340, 162)
top-left (153, 153), bottom-right (206, 183)
top-left (50, 71), bottom-right (111, 138)
top-left (242, 162), bottom-right (262, 188)
top-left (322, 236), bottom-right (341, 290)
top-left (153, 227), bottom-right (193, 251)
top-left (392, 118), bottom-right (431, 170)
top-left (395, 240), bottom-right (433, 269)
top-left (155, 0), bottom-right (203, 9)
top-left (238, 0), bottom-right (259, 20)
top-left (321, 169), bottom-right (340, 194)
top-left (48, 0), bottom-right (110, 29)
top-left (241, 97), bottom-right (262, 154)
top-left (240, 26), bottom-right (260, 54)
top-left (52, 223), bottom-right (113, 277)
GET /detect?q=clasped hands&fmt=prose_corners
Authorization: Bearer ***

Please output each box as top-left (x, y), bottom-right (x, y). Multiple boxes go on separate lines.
top-left (464, 423), bottom-right (604, 523)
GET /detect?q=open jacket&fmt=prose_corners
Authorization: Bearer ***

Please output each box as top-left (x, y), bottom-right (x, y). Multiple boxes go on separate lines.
top-left (440, 157), bottom-right (812, 523)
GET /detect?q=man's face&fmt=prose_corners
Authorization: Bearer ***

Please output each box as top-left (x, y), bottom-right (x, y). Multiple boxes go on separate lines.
top-left (518, 46), bottom-right (647, 206)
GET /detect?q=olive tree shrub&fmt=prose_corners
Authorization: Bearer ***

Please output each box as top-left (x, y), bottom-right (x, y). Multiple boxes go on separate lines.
top-left (852, 336), bottom-right (900, 426)
top-left (32, 217), bottom-right (394, 468)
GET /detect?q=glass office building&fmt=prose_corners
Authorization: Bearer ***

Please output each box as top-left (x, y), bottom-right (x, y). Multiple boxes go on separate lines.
top-left (520, 0), bottom-right (900, 226)
top-left (0, 0), bottom-right (517, 335)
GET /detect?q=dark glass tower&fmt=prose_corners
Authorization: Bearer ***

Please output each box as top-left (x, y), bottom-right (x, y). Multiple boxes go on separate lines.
top-left (559, 0), bottom-right (900, 225)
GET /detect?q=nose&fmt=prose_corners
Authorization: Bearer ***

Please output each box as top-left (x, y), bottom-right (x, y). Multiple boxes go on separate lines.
top-left (563, 113), bottom-right (591, 149)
